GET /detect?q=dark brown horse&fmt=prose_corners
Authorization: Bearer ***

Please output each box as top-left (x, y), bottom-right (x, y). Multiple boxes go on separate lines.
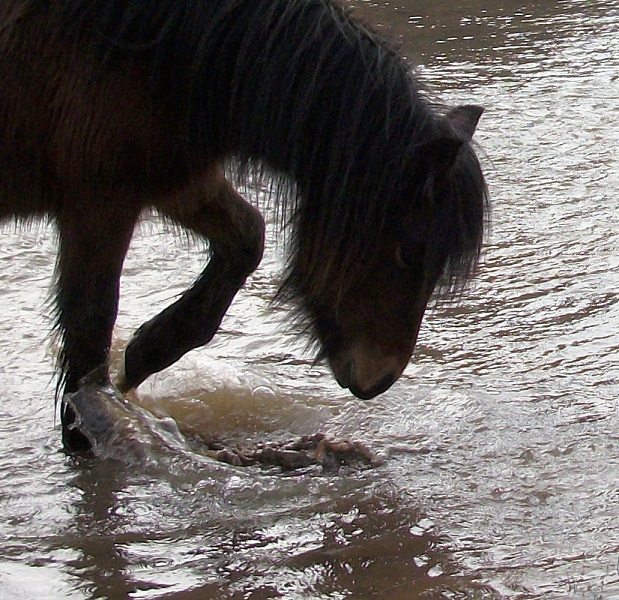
top-left (0, 0), bottom-right (488, 449)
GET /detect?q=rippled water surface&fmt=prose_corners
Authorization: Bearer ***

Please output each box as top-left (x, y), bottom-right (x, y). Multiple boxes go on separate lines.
top-left (1, 1), bottom-right (618, 598)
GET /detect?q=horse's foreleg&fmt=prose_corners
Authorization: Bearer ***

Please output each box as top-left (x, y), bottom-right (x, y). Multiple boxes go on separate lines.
top-left (56, 203), bottom-right (138, 448)
top-left (119, 177), bottom-right (265, 392)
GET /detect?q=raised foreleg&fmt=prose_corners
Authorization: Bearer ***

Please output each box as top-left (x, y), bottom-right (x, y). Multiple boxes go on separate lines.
top-left (118, 173), bottom-right (265, 392)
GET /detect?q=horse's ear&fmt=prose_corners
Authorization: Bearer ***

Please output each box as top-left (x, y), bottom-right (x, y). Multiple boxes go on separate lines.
top-left (420, 105), bottom-right (484, 174)
top-left (420, 137), bottom-right (463, 175)
top-left (446, 105), bottom-right (484, 141)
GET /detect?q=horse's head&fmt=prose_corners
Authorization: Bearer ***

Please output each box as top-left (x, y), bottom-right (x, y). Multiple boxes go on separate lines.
top-left (286, 105), bottom-right (487, 399)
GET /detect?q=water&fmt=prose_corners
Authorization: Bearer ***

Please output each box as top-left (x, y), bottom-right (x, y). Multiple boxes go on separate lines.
top-left (1, 1), bottom-right (618, 598)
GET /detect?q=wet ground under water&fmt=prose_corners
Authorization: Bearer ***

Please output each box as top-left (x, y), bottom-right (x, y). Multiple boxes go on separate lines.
top-left (1, 1), bottom-right (619, 598)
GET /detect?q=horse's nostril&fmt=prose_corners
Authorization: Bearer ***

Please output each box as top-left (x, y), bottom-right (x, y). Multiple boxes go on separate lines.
top-left (333, 359), bottom-right (352, 389)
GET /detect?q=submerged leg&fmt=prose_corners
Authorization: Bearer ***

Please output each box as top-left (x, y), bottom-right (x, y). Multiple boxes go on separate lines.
top-left (56, 201), bottom-right (138, 449)
top-left (119, 173), bottom-right (265, 392)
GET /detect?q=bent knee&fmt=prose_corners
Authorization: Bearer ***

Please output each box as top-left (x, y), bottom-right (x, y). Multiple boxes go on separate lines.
top-left (237, 202), bottom-right (265, 273)
top-left (208, 184), bottom-right (265, 275)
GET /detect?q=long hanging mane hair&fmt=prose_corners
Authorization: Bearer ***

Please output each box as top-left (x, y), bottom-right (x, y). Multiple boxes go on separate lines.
top-left (61, 0), bottom-right (488, 304)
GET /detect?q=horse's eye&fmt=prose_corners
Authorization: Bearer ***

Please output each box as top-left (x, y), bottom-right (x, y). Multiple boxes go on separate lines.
top-left (395, 242), bottom-right (422, 269)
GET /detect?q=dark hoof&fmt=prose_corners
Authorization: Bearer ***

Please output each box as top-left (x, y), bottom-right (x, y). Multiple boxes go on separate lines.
top-left (61, 365), bottom-right (114, 453)
top-left (61, 400), bottom-right (93, 452)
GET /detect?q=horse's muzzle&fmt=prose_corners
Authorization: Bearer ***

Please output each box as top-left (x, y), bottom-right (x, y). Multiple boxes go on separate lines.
top-left (349, 372), bottom-right (397, 400)
top-left (330, 347), bottom-right (406, 399)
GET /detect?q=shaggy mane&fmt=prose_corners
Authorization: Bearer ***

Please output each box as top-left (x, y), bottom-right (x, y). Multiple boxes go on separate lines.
top-left (61, 0), bottom-right (488, 302)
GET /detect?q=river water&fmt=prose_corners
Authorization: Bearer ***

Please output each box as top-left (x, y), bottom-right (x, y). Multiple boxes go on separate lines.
top-left (1, 1), bottom-right (618, 598)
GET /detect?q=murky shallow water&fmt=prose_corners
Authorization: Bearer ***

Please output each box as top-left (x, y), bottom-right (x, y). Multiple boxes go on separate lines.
top-left (1, 1), bottom-right (619, 598)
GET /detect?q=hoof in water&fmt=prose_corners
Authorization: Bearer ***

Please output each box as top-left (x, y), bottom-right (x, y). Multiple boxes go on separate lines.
top-left (61, 400), bottom-right (94, 452)
top-left (60, 366), bottom-right (149, 459)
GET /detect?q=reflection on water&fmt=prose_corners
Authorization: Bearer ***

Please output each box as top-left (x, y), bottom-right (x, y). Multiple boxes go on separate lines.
top-left (1, 1), bottom-right (619, 598)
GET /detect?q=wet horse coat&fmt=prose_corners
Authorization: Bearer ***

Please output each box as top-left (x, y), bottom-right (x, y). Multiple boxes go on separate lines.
top-left (0, 0), bottom-right (488, 448)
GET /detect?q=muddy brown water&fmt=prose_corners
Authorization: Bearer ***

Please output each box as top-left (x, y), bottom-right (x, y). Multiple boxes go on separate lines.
top-left (1, 1), bottom-right (618, 598)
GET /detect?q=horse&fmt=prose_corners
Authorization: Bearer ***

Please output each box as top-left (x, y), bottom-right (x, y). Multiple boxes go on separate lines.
top-left (0, 0), bottom-right (489, 450)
